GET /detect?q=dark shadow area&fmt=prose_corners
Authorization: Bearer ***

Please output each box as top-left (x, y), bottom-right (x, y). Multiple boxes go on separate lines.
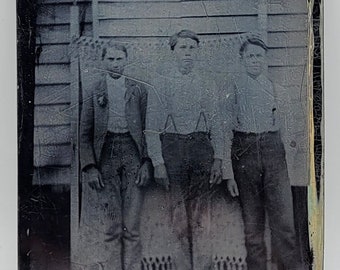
top-left (18, 1), bottom-right (71, 269)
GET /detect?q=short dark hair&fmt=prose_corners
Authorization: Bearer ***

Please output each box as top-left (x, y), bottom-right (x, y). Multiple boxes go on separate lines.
top-left (239, 37), bottom-right (268, 57)
top-left (102, 43), bottom-right (128, 60)
top-left (169, 30), bottom-right (200, 51)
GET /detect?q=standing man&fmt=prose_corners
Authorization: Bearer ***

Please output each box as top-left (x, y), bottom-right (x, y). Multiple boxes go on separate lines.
top-left (224, 37), bottom-right (301, 270)
top-left (79, 43), bottom-right (153, 270)
top-left (145, 30), bottom-right (225, 270)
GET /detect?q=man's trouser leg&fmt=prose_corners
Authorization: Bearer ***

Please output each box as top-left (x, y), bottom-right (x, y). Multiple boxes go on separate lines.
top-left (188, 132), bottom-right (214, 270)
top-left (232, 131), bottom-right (299, 270)
top-left (80, 133), bottom-right (124, 270)
top-left (261, 132), bottom-right (299, 270)
top-left (232, 132), bottom-right (269, 270)
top-left (120, 135), bottom-right (143, 270)
top-left (161, 133), bottom-right (191, 270)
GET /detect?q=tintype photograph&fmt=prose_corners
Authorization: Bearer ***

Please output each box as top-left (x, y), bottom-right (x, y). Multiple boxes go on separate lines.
top-left (17, 0), bottom-right (323, 270)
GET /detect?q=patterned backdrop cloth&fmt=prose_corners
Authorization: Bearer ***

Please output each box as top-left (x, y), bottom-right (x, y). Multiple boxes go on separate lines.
top-left (71, 34), bottom-right (276, 270)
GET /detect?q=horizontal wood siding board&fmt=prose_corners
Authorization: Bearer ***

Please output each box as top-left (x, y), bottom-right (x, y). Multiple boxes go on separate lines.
top-left (36, 24), bottom-right (92, 44)
top-left (34, 104), bottom-right (71, 126)
top-left (99, 17), bottom-right (258, 37)
top-left (98, 32), bottom-right (247, 40)
top-left (97, 33), bottom-right (307, 49)
top-left (37, 25), bottom-right (70, 44)
top-left (267, 31), bottom-right (308, 48)
top-left (35, 84), bottom-right (71, 105)
top-left (267, 47), bottom-right (307, 66)
top-left (268, 0), bottom-right (307, 14)
top-left (39, 0), bottom-right (90, 4)
top-left (280, 85), bottom-right (308, 101)
top-left (37, 4), bottom-right (92, 25)
top-left (267, 14), bottom-right (307, 32)
top-left (98, 1), bottom-right (257, 19)
top-left (34, 124), bottom-right (71, 145)
top-left (34, 144), bottom-right (72, 167)
top-left (99, 0), bottom-right (181, 2)
top-left (35, 64), bottom-right (71, 84)
top-left (36, 44), bottom-right (70, 64)
top-left (33, 166), bottom-right (71, 185)
top-left (268, 65), bottom-right (306, 87)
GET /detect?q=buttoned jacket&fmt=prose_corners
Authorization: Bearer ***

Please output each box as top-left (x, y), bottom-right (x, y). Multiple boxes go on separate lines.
top-left (80, 73), bottom-right (149, 171)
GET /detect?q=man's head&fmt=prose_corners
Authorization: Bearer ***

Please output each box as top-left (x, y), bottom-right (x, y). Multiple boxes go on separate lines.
top-left (239, 37), bottom-right (268, 78)
top-left (169, 30), bottom-right (200, 74)
top-left (102, 43), bottom-right (128, 79)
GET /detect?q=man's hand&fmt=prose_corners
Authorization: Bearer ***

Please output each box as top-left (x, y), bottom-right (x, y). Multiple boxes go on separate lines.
top-left (136, 161), bottom-right (153, 187)
top-left (154, 164), bottom-right (170, 191)
top-left (82, 166), bottom-right (104, 190)
top-left (209, 158), bottom-right (223, 187)
top-left (226, 179), bottom-right (239, 197)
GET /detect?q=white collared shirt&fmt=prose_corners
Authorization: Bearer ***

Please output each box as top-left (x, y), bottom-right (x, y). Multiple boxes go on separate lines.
top-left (232, 73), bottom-right (279, 133)
top-left (145, 68), bottom-right (223, 167)
top-left (106, 75), bottom-right (129, 133)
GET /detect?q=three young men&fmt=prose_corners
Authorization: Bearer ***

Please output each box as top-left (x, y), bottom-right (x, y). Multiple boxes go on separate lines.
top-left (79, 33), bottom-right (301, 270)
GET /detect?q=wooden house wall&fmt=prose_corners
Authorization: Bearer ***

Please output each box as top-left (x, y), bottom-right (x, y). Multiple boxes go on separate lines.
top-left (33, 0), bottom-right (309, 185)
top-left (33, 0), bottom-right (92, 184)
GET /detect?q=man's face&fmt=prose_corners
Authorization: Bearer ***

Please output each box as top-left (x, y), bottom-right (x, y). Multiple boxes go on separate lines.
top-left (241, 44), bottom-right (266, 78)
top-left (104, 48), bottom-right (127, 79)
top-left (173, 38), bottom-right (198, 72)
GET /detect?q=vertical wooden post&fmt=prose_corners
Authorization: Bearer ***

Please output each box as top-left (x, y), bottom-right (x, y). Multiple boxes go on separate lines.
top-left (92, 0), bottom-right (99, 39)
top-left (258, 0), bottom-right (269, 76)
top-left (258, 0), bottom-right (268, 44)
top-left (70, 4), bottom-right (80, 269)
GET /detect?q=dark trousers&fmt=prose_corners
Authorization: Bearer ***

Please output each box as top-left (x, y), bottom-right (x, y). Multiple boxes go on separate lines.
top-left (80, 132), bottom-right (143, 270)
top-left (231, 131), bottom-right (298, 270)
top-left (161, 132), bottom-right (214, 270)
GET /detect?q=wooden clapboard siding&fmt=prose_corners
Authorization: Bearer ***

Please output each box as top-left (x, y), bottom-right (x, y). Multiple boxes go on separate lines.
top-left (36, 44), bottom-right (70, 64)
top-left (98, 1), bottom-right (258, 19)
top-left (266, 0), bottom-right (308, 103)
top-left (36, 64), bottom-right (71, 84)
top-left (268, 0), bottom-right (307, 14)
top-left (276, 85), bottom-right (307, 102)
top-left (34, 0), bottom-right (91, 176)
top-left (97, 0), bottom-right (258, 38)
top-left (34, 144), bottom-right (72, 167)
top-left (268, 47), bottom-right (307, 66)
top-left (35, 84), bottom-right (70, 105)
top-left (267, 31), bottom-right (307, 48)
top-left (39, 0), bottom-right (91, 4)
top-left (268, 66), bottom-right (306, 86)
top-left (98, 16), bottom-right (258, 37)
top-left (37, 4), bottom-right (92, 25)
top-left (34, 125), bottom-right (71, 145)
top-left (37, 24), bottom-right (92, 44)
top-left (33, 0), bottom-right (309, 185)
top-left (34, 104), bottom-right (71, 126)
top-left (33, 166), bottom-right (72, 185)
top-left (267, 14), bottom-right (308, 32)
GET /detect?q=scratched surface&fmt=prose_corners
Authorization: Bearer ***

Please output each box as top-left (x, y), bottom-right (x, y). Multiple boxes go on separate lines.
top-left (19, 0), bottom-right (321, 270)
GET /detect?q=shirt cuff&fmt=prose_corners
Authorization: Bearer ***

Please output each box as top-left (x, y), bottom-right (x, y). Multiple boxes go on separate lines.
top-left (222, 160), bottom-right (234, 180)
top-left (151, 156), bottom-right (165, 167)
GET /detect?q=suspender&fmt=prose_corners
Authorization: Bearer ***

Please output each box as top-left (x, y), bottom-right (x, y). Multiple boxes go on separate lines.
top-left (163, 111), bottom-right (209, 134)
top-left (164, 114), bottom-right (178, 133)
